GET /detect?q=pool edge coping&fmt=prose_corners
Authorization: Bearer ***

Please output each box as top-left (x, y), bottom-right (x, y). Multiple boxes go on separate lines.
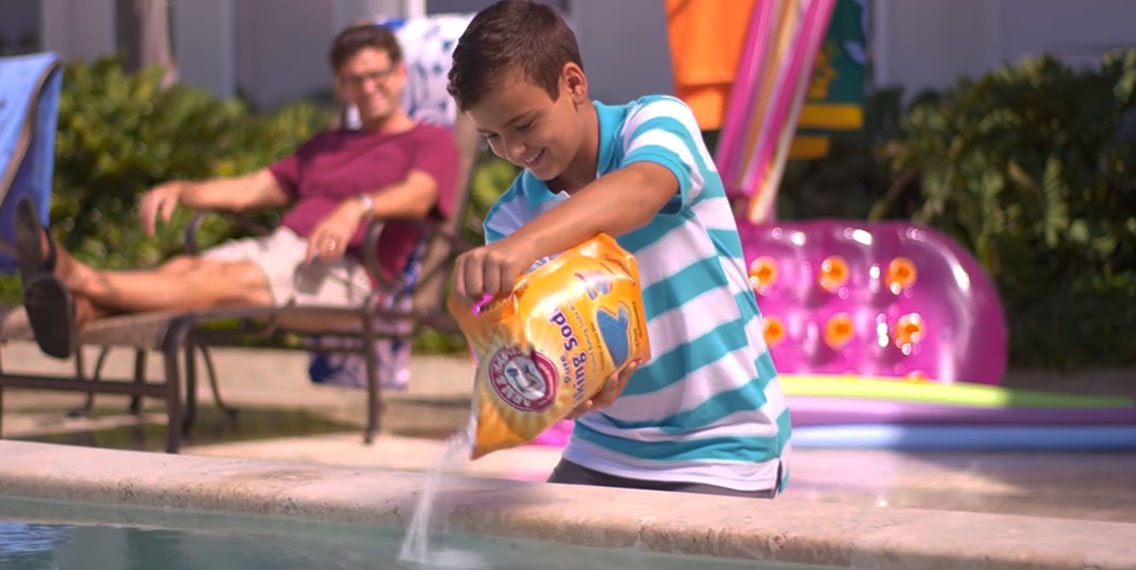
top-left (0, 440), bottom-right (1132, 569)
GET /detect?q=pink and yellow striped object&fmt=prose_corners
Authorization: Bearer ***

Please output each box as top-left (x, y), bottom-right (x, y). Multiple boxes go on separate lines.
top-left (714, 0), bottom-right (837, 223)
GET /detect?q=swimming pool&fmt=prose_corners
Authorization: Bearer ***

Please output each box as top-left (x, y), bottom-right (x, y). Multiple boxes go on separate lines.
top-left (0, 441), bottom-right (1132, 570)
top-left (0, 495), bottom-right (814, 570)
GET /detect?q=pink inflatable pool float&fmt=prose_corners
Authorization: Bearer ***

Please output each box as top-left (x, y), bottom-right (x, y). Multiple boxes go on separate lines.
top-left (738, 220), bottom-right (1008, 385)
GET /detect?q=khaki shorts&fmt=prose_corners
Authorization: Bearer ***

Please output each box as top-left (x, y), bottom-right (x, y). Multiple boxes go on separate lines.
top-left (203, 227), bottom-right (373, 307)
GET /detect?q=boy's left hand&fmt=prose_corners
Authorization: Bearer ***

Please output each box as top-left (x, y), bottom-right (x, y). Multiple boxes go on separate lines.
top-left (453, 238), bottom-right (537, 302)
top-left (566, 359), bottom-right (642, 419)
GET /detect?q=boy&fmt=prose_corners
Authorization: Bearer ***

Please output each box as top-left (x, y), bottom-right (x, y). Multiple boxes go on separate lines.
top-left (447, 0), bottom-right (790, 498)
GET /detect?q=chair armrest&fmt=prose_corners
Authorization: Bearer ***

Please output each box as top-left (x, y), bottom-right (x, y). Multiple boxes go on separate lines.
top-left (183, 210), bottom-right (274, 254)
top-left (360, 218), bottom-right (397, 296)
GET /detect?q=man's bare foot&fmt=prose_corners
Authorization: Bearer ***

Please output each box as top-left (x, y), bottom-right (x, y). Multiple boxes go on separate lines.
top-left (73, 294), bottom-right (115, 328)
top-left (47, 241), bottom-right (85, 291)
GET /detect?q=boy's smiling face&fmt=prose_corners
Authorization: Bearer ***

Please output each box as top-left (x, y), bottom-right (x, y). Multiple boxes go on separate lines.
top-left (465, 65), bottom-right (590, 184)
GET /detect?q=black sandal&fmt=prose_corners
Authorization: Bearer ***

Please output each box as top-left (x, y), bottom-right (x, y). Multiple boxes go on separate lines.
top-left (14, 196), bottom-right (56, 285)
top-left (22, 272), bottom-right (77, 359)
top-left (14, 196), bottom-right (74, 358)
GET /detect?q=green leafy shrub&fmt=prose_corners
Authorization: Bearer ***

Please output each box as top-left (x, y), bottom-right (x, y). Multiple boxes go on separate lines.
top-left (50, 57), bottom-right (328, 268)
top-left (886, 52), bottom-right (1136, 370)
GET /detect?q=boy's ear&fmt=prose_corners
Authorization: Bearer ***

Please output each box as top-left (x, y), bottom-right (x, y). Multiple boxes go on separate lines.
top-left (562, 62), bottom-right (588, 104)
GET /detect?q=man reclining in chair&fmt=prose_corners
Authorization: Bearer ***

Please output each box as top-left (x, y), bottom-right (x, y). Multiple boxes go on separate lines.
top-left (14, 23), bottom-right (460, 359)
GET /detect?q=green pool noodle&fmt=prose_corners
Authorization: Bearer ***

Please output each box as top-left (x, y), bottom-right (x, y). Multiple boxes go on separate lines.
top-left (780, 374), bottom-right (1134, 409)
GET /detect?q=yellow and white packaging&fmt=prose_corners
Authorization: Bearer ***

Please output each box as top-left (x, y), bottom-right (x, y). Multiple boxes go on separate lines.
top-left (448, 233), bottom-right (651, 459)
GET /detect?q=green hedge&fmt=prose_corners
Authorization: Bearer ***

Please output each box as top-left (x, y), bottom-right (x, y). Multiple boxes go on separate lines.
top-left (894, 52), bottom-right (1136, 371)
top-left (52, 58), bottom-right (330, 266)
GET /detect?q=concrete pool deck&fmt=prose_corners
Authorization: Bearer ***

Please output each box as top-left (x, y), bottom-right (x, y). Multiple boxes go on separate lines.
top-left (1, 440), bottom-right (1135, 569)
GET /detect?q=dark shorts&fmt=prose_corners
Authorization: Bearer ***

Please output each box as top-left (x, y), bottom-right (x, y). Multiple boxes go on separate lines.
top-left (547, 459), bottom-right (780, 499)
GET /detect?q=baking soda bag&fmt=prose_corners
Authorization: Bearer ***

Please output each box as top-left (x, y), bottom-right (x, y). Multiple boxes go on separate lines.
top-left (448, 233), bottom-right (651, 459)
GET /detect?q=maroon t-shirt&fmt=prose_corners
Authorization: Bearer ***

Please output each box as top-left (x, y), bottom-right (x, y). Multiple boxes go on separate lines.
top-left (268, 123), bottom-right (460, 282)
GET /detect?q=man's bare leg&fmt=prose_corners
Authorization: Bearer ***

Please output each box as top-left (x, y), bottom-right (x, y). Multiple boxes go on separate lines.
top-left (56, 248), bottom-right (275, 314)
top-left (17, 203), bottom-right (277, 358)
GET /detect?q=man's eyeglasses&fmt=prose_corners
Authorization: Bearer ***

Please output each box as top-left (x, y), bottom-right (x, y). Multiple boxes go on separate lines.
top-left (341, 67), bottom-right (395, 89)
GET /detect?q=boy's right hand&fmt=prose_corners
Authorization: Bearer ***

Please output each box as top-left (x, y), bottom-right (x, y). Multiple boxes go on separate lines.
top-left (453, 239), bottom-right (538, 302)
top-left (566, 359), bottom-right (642, 419)
top-left (138, 182), bottom-right (184, 236)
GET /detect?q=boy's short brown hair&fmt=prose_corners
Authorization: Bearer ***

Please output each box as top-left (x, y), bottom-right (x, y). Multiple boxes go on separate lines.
top-left (447, 0), bottom-right (583, 110)
top-left (329, 23), bottom-right (403, 71)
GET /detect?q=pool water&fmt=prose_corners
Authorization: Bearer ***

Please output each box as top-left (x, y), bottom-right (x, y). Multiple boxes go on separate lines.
top-left (0, 495), bottom-right (822, 570)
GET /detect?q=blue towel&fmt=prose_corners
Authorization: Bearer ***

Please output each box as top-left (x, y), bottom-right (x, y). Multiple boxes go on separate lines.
top-left (0, 52), bottom-right (62, 275)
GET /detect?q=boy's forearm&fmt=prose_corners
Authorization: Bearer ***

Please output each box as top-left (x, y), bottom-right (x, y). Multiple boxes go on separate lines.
top-left (498, 164), bottom-right (676, 261)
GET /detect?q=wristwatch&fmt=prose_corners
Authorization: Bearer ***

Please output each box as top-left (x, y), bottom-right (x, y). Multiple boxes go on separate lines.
top-left (354, 194), bottom-right (375, 220)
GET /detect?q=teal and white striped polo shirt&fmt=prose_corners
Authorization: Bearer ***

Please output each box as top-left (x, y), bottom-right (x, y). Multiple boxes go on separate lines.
top-left (483, 95), bottom-right (791, 492)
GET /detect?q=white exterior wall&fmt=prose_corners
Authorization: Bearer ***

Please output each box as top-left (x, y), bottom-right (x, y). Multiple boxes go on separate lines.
top-left (21, 0), bottom-right (1136, 109)
top-left (873, 0), bottom-right (1136, 96)
top-left (36, 0), bottom-right (116, 62)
